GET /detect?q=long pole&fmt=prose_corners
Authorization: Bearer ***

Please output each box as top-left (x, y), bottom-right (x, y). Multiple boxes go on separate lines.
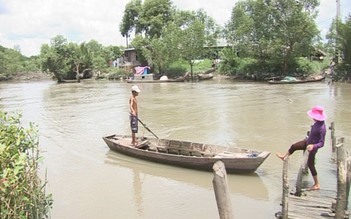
top-left (336, 0), bottom-right (340, 20)
top-left (335, 0), bottom-right (341, 63)
top-left (137, 118), bottom-right (159, 139)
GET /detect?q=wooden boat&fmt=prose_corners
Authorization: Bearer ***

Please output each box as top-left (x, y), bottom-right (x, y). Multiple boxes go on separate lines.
top-left (268, 75), bottom-right (325, 84)
top-left (58, 79), bottom-right (80, 83)
top-left (126, 78), bottom-right (185, 83)
top-left (197, 73), bottom-right (214, 81)
top-left (103, 134), bottom-right (270, 173)
top-left (126, 74), bottom-right (185, 83)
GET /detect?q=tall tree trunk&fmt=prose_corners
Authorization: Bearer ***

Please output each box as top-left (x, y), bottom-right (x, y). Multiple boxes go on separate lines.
top-left (53, 71), bottom-right (62, 83)
top-left (283, 47), bottom-right (292, 74)
top-left (75, 62), bottom-right (81, 83)
top-left (190, 61), bottom-right (194, 81)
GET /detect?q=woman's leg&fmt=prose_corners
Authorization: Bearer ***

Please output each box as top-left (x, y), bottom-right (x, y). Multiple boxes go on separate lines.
top-left (277, 139), bottom-right (307, 160)
top-left (288, 139), bottom-right (307, 154)
top-left (308, 151), bottom-right (320, 190)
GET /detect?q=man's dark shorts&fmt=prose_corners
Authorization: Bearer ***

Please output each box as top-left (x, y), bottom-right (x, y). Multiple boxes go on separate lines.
top-left (130, 115), bottom-right (138, 133)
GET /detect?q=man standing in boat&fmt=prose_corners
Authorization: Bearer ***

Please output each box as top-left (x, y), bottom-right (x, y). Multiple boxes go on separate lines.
top-left (129, 85), bottom-right (140, 146)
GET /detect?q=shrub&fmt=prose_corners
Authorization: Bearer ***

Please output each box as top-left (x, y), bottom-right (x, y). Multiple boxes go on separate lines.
top-left (218, 48), bottom-right (239, 75)
top-left (106, 67), bottom-right (130, 80)
top-left (165, 60), bottom-right (188, 78)
top-left (334, 63), bottom-right (351, 81)
top-left (0, 111), bottom-right (52, 219)
top-left (191, 59), bottom-right (213, 73)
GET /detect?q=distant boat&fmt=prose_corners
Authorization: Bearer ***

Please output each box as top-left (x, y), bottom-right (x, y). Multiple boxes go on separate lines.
top-left (197, 73), bottom-right (214, 81)
top-left (126, 74), bottom-right (185, 83)
top-left (103, 134), bottom-right (270, 174)
top-left (59, 79), bottom-right (80, 83)
top-left (268, 75), bottom-right (325, 84)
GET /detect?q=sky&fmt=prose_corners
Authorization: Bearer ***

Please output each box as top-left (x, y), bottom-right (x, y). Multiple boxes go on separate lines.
top-left (0, 0), bottom-right (350, 57)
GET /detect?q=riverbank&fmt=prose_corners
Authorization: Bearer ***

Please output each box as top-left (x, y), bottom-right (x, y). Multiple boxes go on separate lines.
top-left (0, 71), bottom-right (52, 82)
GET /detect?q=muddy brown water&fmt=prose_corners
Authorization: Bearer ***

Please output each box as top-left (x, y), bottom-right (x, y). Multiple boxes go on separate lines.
top-left (0, 79), bottom-right (350, 218)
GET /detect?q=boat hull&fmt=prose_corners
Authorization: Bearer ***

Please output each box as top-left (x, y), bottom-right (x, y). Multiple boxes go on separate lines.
top-left (103, 135), bottom-right (270, 174)
top-left (197, 73), bottom-right (214, 81)
top-left (268, 76), bottom-right (325, 84)
top-left (126, 79), bottom-right (185, 83)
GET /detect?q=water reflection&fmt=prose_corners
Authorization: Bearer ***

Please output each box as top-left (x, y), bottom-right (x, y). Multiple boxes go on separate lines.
top-left (132, 165), bottom-right (144, 217)
top-left (105, 150), bottom-right (269, 201)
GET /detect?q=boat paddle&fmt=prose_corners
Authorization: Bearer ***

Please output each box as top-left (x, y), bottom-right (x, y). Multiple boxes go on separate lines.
top-left (137, 118), bottom-right (159, 139)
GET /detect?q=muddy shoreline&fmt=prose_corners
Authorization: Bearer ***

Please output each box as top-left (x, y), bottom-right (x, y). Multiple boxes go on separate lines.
top-left (0, 71), bottom-right (52, 82)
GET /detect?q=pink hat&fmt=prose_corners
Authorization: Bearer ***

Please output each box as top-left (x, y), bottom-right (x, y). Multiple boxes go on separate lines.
top-left (307, 106), bottom-right (326, 121)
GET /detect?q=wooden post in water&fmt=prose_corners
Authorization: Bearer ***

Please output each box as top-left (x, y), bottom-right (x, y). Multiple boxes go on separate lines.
top-left (295, 150), bottom-right (309, 196)
top-left (212, 161), bottom-right (234, 219)
top-left (281, 157), bottom-right (289, 219)
top-left (329, 122), bottom-right (336, 152)
top-left (335, 137), bottom-right (348, 218)
top-left (275, 157), bottom-right (289, 219)
top-left (346, 155), bottom-right (351, 210)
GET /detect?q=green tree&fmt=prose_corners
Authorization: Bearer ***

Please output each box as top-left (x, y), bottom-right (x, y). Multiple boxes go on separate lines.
top-left (40, 35), bottom-right (71, 82)
top-left (84, 41), bottom-right (123, 75)
top-left (0, 45), bottom-right (43, 81)
top-left (139, 0), bottom-right (173, 38)
top-left (176, 10), bottom-right (220, 80)
top-left (336, 16), bottom-right (351, 65)
top-left (120, 0), bottom-right (174, 40)
top-left (326, 20), bottom-right (338, 58)
top-left (120, 2), bottom-right (219, 79)
top-left (120, 0), bottom-right (142, 41)
top-left (327, 15), bottom-right (351, 81)
top-left (40, 36), bottom-right (119, 82)
top-left (142, 23), bottom-right (181, 74)
top-left (129, 35), bottom-right (149, 66)
top-left (67, 42), bottom-right (93, 82)
top-left (22, 56), bottom-right (41, 73)
top-left (0, 46), bottom-right (23, 80)
top-left (226, 0), bottom-right (319, 75)
top-left (106, 45), bottom-right (123, 61)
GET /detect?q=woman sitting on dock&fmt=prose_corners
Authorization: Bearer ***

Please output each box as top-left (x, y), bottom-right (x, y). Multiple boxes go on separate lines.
top-left (276, 106), bottom-right (327, 190)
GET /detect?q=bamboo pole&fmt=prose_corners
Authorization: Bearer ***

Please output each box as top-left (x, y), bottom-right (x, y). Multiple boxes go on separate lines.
top-left (295, 150), bottom-right (309, 196)
top-left (329, 122), bottom-right (336, 152)
top-left (212, 161), bottom-right (234, 219)
top-left (281, 157), bottom-right (289, 219)
top-left (335, 137), bottom-right (347, 219)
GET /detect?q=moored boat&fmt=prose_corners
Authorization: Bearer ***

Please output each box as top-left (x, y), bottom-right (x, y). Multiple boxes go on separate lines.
top-left (268, 75), bottom-right (325, 84)
top-left (126, 74), bottom-right (185, 83)
top-left (197, 73), bottom-right (214, 81)
top-left (103, 134), bottom-right (270, 174)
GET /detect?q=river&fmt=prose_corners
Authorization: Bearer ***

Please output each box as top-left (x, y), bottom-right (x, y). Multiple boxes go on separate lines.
top-left (0, 78), bottom-right (350, 219)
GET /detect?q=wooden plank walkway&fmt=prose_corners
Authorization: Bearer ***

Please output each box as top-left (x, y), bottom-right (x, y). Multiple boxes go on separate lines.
top-left (285, 189), bottom-right (336, 219)
top-left (276, 123), bottom-right (350, 219)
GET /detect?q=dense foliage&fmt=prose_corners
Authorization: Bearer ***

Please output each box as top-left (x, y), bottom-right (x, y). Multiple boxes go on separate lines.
top-left (120, 0), bottom-right (173, 39)
top-left (223, 0), bottom-right (320, 79)
top-left (0, 46), bottom-right (40, 81)
top-left (119, 0), bottom-right (332, 80)
top-left (327, 15), bottom-right (351, 81)
top-left (121, 1), bottom-right (220, 79)
top-left (40, 35), bottom-right (124, 82)
top-left (1, 0), bottom-right (350, 81)
top-left (0, 111), bottom-right (52, 218)
top-left (0, 37), bottom-right (125, 82)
